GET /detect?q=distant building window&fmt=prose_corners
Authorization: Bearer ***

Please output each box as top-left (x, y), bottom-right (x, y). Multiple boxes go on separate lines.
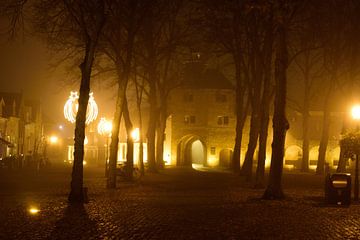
top-left (184, 115), bottom-right (196, 125)
top-left (217, 116), bottom-right (229, 125)
top-left (216, 94), bottom-right (227, 102)
top-left (211, 147), bottom-right (216, 155)
top-left (184, 93), bottom-right (193, 102)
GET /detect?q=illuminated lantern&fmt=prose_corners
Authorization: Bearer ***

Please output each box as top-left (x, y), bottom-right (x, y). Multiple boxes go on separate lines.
top-left (64, 91), bottom-right (98, 124)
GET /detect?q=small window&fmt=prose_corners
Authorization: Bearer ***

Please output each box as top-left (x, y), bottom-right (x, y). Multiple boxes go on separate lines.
top-left (217, 116), bottom-right (223, 125)
top-left (184, 115), bottom-right (196, 125)
top-left (184, 115), bottom-right (190, 124)
top-left (216, 94), bottom-right (227, 102)
top-left (217, 116), bottom-right (229, 125)
top-left (210, 147), bottom-right (216, 155)
top-left (184, 93), bottom-right (193, 102)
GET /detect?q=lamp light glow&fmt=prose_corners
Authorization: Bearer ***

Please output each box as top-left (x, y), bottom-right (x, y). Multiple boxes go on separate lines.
top-left (352, 105), bottom-right (360, 120)
top-left (49, 135), bottom-right (58, 144)
top-left (29, 207), bottom-right (40, 215)
top-left (131, 128), bottom-right (140, 142)
top-left (97, 118), bottom-right (112, 136)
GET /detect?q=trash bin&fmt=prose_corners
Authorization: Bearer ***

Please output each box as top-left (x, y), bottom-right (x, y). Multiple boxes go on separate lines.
top-left (325, 173), bottom-right (351, 205)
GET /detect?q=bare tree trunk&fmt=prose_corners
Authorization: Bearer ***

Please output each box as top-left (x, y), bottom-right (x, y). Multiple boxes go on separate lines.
top-left (316, 89), bottom-right (331, 175)
top-left (263, 14), bottom-right (287, 200)
top-left (337, 123), bottom-right (346, 172)
top-left (337, 147), bottom-right (346, 172)
top-left (232, 61), bottom-right (247, 173)
top-left (123, 98), bottom-right (134, 181)
top-left (255, 83), bottom-right (272, 188)
top-left (69, 39), bottom-right (96, 204)
top-left (256, 109), bottom-right (270, 188)
top-left (139, 138), bottom-right (144, 175)
top-left (301, 99), bottom-right (310, 172)
top-left (241, 109), bottom-right (260, 181)
top-left (147, 80), bottom-right (158, 173)
top-left (107, 8), bottom-right (137, 186)
top-left (107, 82), bottom-right (125, 188)
top-left (255, 16), bottom-right (273, 188)
top-left (156, 105), bottom-right (167, 169)
top-left (137, 89), bottom-right (145, 176)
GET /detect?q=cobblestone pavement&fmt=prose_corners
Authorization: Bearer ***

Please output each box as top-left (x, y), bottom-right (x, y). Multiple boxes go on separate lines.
top-left (0, 166), bottom-right (360, 239)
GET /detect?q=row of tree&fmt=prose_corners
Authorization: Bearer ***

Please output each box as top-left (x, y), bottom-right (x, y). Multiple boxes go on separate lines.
top-left (3, 0), bottom-right (360, 203)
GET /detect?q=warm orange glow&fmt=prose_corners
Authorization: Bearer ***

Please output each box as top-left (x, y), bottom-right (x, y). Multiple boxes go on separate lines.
top-left (98, 117), bottom-right (112, 136)
top-left (49, 135), bottom-right (58, 144)
top-left (29, 207), bottom-right (40, 214)
top-left (131, 128), bottom-right (140, 142)
top-left (352, 105), bottom-right (360, 120)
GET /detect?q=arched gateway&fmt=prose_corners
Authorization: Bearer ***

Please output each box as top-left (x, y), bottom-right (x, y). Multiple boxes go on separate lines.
top-left (176, 135), bottom-right (207, 166)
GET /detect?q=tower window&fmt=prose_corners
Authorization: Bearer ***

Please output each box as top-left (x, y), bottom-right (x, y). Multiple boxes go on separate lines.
top-left (217, 116), bottom-right (229, 125)
top-left (184, 115), bottom-right (196, 125)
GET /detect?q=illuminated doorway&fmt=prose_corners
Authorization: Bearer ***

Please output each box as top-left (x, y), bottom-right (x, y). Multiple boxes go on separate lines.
top-left (177, 135), bottom-right (207, 166)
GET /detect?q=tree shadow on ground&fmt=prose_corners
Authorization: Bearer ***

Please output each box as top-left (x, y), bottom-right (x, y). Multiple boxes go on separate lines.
top-left (49, 204), bottom-right (99, 239)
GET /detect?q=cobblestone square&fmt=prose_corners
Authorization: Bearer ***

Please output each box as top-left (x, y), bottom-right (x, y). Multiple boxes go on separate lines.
top-left (0, 167), bottom-right (359, 239)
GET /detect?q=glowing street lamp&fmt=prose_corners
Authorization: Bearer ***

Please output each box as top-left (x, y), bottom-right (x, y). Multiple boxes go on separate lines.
top-left (352, 105), bottom-right (360, 120)
top-left (131, 128), bottom-right (140, 142)
top-left (98, 118), bottom-right (112, 176)
top-left (97, 118), bottom-right (112, 136)
top-left (49, 135), bottom-right (59, 144)
top-left (351, 105), bottom-right (360, 201)
top-left (64, 91), bottom-right (98, 125)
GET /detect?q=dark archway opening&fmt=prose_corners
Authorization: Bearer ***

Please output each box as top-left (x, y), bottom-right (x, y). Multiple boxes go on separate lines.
top-left (219, 149), bottom-right (233, 168)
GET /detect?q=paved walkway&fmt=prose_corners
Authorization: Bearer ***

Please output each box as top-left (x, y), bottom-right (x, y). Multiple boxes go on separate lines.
top-left (0, 166), bottom-right (359, 239)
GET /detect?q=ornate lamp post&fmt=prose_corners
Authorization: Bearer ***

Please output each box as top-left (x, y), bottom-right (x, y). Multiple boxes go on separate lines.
top-left (98, 117), bottom-right (112, 176)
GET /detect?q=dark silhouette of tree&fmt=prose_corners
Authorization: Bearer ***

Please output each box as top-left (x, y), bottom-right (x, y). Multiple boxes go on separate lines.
top-left (135, 0), bottom-right (189, 172)
top-left (255, 8), bottom-right (275, 188)
top-left (100, 0), bottom-right (145, 188)
top-left (287, 1), bottom-right (324, 173)
top-left (316, 0), bottom-right (349, 175)
top-left (199, 0), bottom-right (249, 174)
top-left (240, 1), bottom-right (276, 182)
top-left (34, 0), bottom-right (106, 203)
top-left (63, 0), bottom-right (106, 204)
top-left (263, 0), bottom-right (298, 199)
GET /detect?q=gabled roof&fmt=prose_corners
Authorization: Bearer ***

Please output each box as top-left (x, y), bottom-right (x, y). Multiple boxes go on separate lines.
top-left (0, 92), bottom-right (22, 118)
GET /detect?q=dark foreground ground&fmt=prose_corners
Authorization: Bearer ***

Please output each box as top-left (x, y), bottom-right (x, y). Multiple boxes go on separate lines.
top-left (0, 166), bottom-right (358, 240)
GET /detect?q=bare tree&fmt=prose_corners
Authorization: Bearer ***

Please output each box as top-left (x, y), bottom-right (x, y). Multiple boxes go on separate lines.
top-left (34, 0), bottom-right (106, 203)
top-left (199, 0), bottom-right (249, 173)
top-left (100, 0), bottom-right (145, 188)
top-left (135, 0), bottom-right (189, 172)
top-left (263, 0), bottom-right (296, 199)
